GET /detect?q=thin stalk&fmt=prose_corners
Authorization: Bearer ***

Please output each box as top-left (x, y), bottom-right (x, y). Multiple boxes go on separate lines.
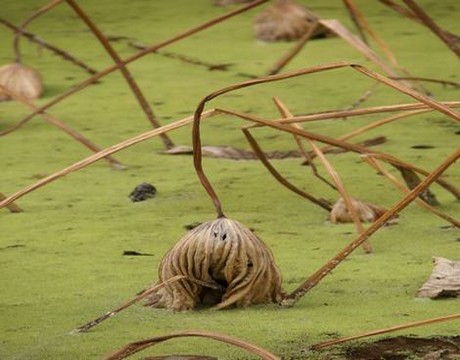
top-left (0, 110), bottom-right (218, 209)
top-left (255, 103), bottom-right (460, 126)
top-left (13, 0), bottom-right (64, 63)
top-left (402, 0), bottom-right (460, 58)
top-left (1, 85), bottom-right (124, 169)
top-left (242, 128), bottom-right (332, 211)
top-left (73, 275), bottom-right (185, 333)
top-left (103, 330), bottom-right (280, 360)
top-left (0, 18), bottom-right (98, 75)
top-left (281, 149), bottom-right (460, 307)
top-left (311, 312), bottom-right (460, 350)
top-left (0, 0), bottom-right (268, 136)
top-left (0, 192), bottom-right (23, 213)
top-left (267, 20), bottom-right (319, 75)
top-left (363, 156), bottom-right (460, 227)
top-left (342, 0), bottom-right (368, 44)
top-left (272, 97), bottom-right (336, 189)
top-left (272, 98), bottom-right (372, 252)
top-left (65, 0), bottom-right (174, 149)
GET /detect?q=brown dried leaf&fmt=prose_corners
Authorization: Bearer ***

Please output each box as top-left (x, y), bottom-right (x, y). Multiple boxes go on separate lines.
top-left (254, 0), bottom-right (333, 42)
top-left (329, 197), bottom-right (389, 223)
top-left (417, 257), bottom-right (460, 299)
top-left (0, 63), bottom-right (42, 100)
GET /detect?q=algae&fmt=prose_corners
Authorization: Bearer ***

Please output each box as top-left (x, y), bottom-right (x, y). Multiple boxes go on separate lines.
top-left (1, 0), bottom-right (459, 359)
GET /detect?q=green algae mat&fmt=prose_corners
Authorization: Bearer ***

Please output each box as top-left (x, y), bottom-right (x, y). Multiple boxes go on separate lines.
top-left (1, 0), bottom-right (459, 359)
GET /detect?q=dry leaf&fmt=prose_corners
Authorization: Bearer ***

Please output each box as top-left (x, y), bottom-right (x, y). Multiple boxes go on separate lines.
top-left (254, 0), bottom-right (333, 42)
top-left (0, 63), bottom-right (43, 100)
top-left (417, 257), bottom-right (460, 299)
top-left (329, 197), bottom-right (389, 223)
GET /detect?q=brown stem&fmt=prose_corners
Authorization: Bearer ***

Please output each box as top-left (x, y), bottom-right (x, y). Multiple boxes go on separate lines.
top-left (242, 128), bottom-right (332, 211)
top-left (13, 0), bottom-right (64, 63)
top-left (65, 0), bottom-right (174, 149)
top-left (0, 18), bottom-right (98, 75)
top-left (311, 312), bottom-right (460, 350)
top-left (74, 275), bottom-right (185, 333)
top-left (103, 330), bottom-right (280, 360)
top-left (281, 149), bottom-right (460, 307)
top-left (363, 156), bottom-right (460, 227)
top-left (379, 0), bottom-right (460, 43)
top-left (342, 0), bottom-right (369, 44)
top-left (0, 110), bottom-right (218, 209)
top-left (1, 85), bottom-right (124, 169)
top-left (0, 192), bottom-right (23, 213)
top-left (0, 0), bottom-right (268, 136)
top-left (272, 96), bottom-right (337, 189)
top-left (267, 20), bottom-right (319, 75)
top-left (271, 97), bottom-right (371, 253)
top-left (402, 0), bottom-right (460, 58)
top-left (388, 76), bottom-right (460, 89)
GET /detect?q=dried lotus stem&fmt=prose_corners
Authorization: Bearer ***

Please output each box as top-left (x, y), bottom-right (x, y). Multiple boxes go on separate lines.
top-left (0, 192), bottom-right (22, 213)
top-left (0, 85), bottom-right (124, 169)
top-left (311, 312), bottom-right (460, 350)
top-left (0, 110), bottom-right (218, 209)
top-left (0, 18), bottom-right (98, 75)
top-left (145, 218), bottom-right (284, 311)
top-left (65, 0), bottom-right (174, 149)
top-left (273, 98), bottom-right (372, 252)
top-left (74, 275), bottom-right (185, 333)
top-left (242, 128), bottom-right (332, 211)
top-left (363, 155), bottom-right (460, 227)
top-left (103, 330), bottom-right (280, 360)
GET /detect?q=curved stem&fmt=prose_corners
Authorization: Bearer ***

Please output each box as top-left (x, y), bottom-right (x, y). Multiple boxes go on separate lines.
top-left (103, 330), bottom-right (280, 360)
top-left (13, 0), bottom-right (64, 63)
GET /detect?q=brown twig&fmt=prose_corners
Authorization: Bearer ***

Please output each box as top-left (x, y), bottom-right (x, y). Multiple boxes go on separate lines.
top-left (272, 97), bottom-right (336, 189)
top-left (402, 0), bottom-right (460, 58)
top-left (65, 0), bottom-right (174, 149)
top-left (13, 0), bottom-right (64, 63)
top-left (0, 85), bottom-right (124, 169)
top-left (311, 312), bottom-right (460, 350)
top-left (388, 76), bottom-right (460, 89)
top-left (272, 98), bottom-right (372, 253)
top-left (0, 110), bottom-right (218, 209)
top-left (0, 18), bottom-right (98, 75)
top-left (0, 0), bottom-right (268, 137)
top-left (73, 275), bottom-right (185, 333)
top-left (103, 330), bottom-right (280, 360)
top-left (242, 128), bottom-right (332, 211)
top-left (363, 156), bottom-right (460, 227)
top-left (267, 20), bottom-right (319, 75)
top-left (0, 192), bottom-right (23, 213)
top-left (342, 0), bottom-right (368, 44)
top-left (379, 0), bottom-right (460, 44)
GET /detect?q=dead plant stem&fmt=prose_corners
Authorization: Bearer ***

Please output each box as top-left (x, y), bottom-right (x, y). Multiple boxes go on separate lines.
top-left (65, 0), bottom-right (174, 149)
top-left (281, 148), bottom-right (460, 306)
